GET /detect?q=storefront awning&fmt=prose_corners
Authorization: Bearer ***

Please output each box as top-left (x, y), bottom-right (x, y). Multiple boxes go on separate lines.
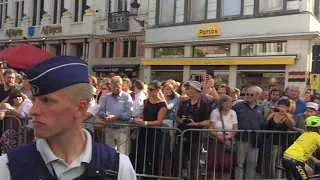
top-left (92, 64), bottom-right (140, 73)
top-left (141, 56), bottom-right (297, 66)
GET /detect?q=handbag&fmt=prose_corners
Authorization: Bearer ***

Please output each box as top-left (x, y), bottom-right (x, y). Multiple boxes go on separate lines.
top-left (219, 110), bottom-right (236, 153)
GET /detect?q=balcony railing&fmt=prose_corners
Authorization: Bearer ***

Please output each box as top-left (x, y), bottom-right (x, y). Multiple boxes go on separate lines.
top-left (108, 11), bottom-right (130, 32)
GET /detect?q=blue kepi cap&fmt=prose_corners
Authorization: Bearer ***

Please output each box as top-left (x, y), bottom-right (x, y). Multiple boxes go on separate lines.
top-left (25, 56), bottom-right (89, 97)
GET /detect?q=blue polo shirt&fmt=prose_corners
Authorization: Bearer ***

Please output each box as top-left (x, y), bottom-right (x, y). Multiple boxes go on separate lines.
top-left (233, 101), bottom-right (263, 142)
top-left (293, 99), bottom-right (306, 118)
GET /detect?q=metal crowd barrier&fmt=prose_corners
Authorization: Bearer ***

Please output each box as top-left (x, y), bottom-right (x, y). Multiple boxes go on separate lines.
top-left (84, 121), bottom-right (317, 180)
top-left (1, 118), bottom-right (317, 180)
top-left (83, 121), bottom-right (182, 180)
top-left (0, 115), bottom-right (30, 153)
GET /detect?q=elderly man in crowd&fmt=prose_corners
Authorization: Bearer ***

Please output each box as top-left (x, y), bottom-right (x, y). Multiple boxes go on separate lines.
top-left (233, 86), bottom-right (262, 179)
top-left (98, 76), bottom-right (133, 155)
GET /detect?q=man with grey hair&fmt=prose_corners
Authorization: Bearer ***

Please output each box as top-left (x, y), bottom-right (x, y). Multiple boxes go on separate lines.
top-left (233, 86), bottom-right (262, 179)
top-left (289, 85), bottom-right (306, 117)
top-left (98, 76), bottom-right (133, 155)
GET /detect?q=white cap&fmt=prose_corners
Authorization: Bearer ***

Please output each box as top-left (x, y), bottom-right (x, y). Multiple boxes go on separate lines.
top-left (307, 102), bottom-right (319, 111)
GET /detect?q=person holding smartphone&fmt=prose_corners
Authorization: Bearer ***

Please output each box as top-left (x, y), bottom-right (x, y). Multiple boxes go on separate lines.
top-left (265, 99), bottom-right (296, 179)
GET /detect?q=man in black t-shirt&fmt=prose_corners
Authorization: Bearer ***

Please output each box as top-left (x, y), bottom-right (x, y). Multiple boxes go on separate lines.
top-left (0, 69), bottom-right (16, 155)
top-left (176, 81), bottom-right (211, 179)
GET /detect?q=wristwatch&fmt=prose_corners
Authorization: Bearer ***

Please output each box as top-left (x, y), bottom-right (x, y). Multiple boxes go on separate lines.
top-left (144, 121), bottom-right (148, 126)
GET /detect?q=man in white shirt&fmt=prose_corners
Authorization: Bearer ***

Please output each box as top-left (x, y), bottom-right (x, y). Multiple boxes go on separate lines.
top-left (0, 56), bottom-right (136, 180)
top-left (132, 80), bottom-right (147, 118)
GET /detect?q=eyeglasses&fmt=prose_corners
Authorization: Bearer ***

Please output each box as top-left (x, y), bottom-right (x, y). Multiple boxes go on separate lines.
top-left (245, 93), bottom-right (255, 97)
top-left (148, 88), bottom-right (155, 92)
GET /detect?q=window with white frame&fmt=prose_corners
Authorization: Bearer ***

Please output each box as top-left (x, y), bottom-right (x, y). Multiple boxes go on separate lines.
top-left (159, 0), bottom-right (174, 24)
top-left (0, 0), bottom-right (8, 29)
top-left (260, 0), bottom-right (283, 12)
top-left (188, 0), bottom-right (205, 21)
top-left (14, 0), bottom-right (24, 27)
top-left (52, 0), bottom-right (64, 24)
top-left (222, 0), bottom-right (241, 16)
top-left (74, 0), bottom-right (87, 22)
top-left (32, 0), bottom-right (44, 26)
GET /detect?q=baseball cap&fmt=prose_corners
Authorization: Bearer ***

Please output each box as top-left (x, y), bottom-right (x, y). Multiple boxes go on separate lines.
top-left (186, 81), bottom-right (201, 92)
top-left (306, 102), bottom-right (319, 111)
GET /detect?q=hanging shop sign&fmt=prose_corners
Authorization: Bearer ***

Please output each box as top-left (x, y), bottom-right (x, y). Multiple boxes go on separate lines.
top-left (197, 23), bottom-right (222, 37)
top-left (100, 36), bottom-right (136, 43)
top-left (5, 28), bottom-right (23, 38)
top-left (288, 71), bottom-right (307, 82)
top-left (41, 25), bottom-right (62, 35)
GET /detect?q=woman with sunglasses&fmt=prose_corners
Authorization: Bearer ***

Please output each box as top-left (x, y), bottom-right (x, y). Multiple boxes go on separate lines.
top-left (133, 80), bottom-right (167, 178)
top-left (0, 88), bottom-right (33, 152)
top-left (265, 98), bottom-right (296, 179)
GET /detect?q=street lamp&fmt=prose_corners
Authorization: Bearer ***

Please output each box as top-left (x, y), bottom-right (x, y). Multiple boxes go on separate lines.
top-left (41, 37), bottom-right (47, 51)
top-left (130, 0), bottom-right (145, 27)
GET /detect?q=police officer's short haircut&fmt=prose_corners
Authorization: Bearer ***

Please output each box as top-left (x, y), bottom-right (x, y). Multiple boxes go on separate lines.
top-left (61, 83), bottom-right (92, 104)
top-left (134, 80), bottom-right (144, 90)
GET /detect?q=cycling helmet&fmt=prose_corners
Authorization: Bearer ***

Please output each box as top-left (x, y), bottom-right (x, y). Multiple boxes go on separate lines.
top-left (305, 116), bottom-right (320, 127)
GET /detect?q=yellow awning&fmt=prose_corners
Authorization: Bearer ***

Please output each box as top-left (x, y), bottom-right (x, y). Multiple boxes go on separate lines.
top-left (141, 57), bottom-right (295, 65)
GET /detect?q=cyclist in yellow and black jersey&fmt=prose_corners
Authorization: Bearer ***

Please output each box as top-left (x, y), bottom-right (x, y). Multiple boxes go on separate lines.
top-left (282, 116), bottom-right (320, 180)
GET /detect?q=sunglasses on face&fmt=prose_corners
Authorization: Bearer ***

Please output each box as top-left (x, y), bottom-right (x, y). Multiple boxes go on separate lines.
top-left (148, 88), bottom-right (155, 92)
top-left (12, 95), bottom-right (21, 99)
top-left (245, 93), bottom-right (255, 97)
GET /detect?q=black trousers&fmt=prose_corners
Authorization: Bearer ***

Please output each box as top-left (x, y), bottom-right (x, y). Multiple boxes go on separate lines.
top-left (282, 158), bottom-right (309, 180)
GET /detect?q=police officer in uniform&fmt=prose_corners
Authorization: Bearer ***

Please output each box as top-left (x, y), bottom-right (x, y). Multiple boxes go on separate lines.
top-left (0, 56), bottom-right (136, 180)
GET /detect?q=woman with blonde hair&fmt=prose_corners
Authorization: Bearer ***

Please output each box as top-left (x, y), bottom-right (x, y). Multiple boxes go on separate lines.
top-left (158, 83), bottom-right (178, 176)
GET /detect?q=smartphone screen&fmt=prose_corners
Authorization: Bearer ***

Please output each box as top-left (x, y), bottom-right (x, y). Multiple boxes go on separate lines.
top-left (206, 69), bottom-right (214, 78)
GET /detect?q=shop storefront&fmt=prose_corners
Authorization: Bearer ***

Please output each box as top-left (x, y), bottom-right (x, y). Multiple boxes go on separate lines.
top-left (143, 21), bottom-right (310, 89)
top-left (151, 65), bottom-right (183, 82)
top-left (92, 64), bottom-right (140, 79)
top-left (237, 65), bottom-right (286, 90)
top-left (90, 33), bottom-right (145, 79)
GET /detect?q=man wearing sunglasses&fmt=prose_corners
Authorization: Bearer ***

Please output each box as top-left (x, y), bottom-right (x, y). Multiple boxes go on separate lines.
top-left (233, 86), bottom-right (262, 179)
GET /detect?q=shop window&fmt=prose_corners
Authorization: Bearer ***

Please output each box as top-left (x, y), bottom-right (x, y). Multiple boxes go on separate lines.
top-left (260, 0), bottom-right (283, 12)
top-left (222, 0), bottom-right (241, 16)
top-left (193, 45), bottom-right (230, 57)
top-left (240, 42), bottom-right (287, 56)
top-left (32, 0), bottom-right (44, 26)
top-left (188, 0), bottom-right (205, 21)
top-left (159, 0), bottom-right (174, 24)
top-left (76, 43), bottom-right (83, 58)
top-left (0, 0), bottom-right (8, 29)
top-left (122, 41), bottom-right (136, 57)
top-left (55, 44), bottom-right (61, 56)
top-left (154, 47), bottom-right (184, 58)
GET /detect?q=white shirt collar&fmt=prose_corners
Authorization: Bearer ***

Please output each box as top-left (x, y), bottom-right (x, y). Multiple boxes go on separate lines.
top-left (36, 129), bottom-right (92, 165)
